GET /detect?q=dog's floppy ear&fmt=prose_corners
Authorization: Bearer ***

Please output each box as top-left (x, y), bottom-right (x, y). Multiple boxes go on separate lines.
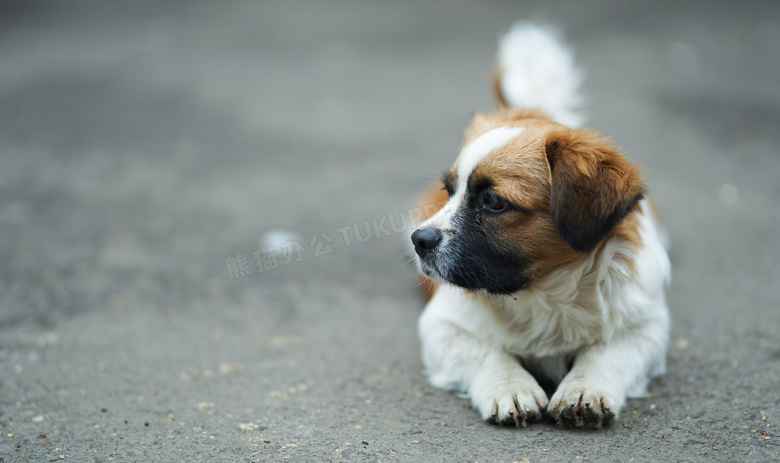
top-left (545, 127), bottom-right (645, 253)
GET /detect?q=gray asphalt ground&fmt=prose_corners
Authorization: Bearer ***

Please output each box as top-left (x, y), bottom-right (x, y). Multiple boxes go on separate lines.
top-left (1, 1), bottom-right (779, 461)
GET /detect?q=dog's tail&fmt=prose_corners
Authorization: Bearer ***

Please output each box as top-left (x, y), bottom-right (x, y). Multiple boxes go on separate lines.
top-left (494, 22), bottom-right (585, 127)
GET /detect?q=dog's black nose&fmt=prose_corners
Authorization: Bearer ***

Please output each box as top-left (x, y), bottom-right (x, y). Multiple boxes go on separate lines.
top-left (411, 229), bottom-right (441, 257)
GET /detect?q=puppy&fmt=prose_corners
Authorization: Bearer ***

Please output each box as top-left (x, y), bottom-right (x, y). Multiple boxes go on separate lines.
top-left (411, 23), bottom-right (670, 428)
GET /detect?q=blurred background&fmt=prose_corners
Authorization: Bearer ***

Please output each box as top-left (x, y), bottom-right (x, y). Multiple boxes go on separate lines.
top-left (1, 1), bottom-right (779, 461)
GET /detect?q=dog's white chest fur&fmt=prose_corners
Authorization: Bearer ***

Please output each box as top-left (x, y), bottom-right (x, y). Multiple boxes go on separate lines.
top-left (420, 202), bottom-right (669, 381)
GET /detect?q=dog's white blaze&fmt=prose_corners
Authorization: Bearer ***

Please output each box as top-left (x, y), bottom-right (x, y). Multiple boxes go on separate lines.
top-left (456, 126), bottom-right (525, 188)
top-left (421, 126), bottom-right (524, 231)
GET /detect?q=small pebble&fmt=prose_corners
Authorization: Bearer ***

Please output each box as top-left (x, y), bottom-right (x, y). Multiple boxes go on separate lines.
top-left (674, 338), bottom-right (689, 351)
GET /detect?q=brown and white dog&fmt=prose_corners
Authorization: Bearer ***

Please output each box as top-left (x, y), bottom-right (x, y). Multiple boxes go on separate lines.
top-left (411, 23), bottom-right (670, 428)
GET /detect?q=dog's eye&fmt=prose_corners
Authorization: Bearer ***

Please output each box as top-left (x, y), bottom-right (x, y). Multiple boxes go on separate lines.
top-left (478, 190), bottom-right (508, 213)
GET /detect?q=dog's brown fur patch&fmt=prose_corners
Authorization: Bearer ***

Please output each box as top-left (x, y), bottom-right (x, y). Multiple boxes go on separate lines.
top-left (544, 126), bottom-right (645, 253)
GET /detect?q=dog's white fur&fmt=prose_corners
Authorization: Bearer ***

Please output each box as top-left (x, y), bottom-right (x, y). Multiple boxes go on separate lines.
top-left (497, 22), bottom-right (584, 128)
top-left (416, 22), bottom-right (671, 427)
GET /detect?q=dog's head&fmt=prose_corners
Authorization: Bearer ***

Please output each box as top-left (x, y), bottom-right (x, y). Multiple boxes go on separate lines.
top-left (412, 113), bottom-right (644, 295)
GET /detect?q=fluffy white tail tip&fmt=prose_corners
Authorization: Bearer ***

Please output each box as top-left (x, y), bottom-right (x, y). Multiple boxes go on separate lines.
top-left (497, 22), bottom-right (585, 127)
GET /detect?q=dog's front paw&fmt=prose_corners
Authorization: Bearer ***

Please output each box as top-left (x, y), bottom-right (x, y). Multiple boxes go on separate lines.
top-left (548, 381), bottom-right (617, 429)
top-left (470, 369), bottom-right (548, 427)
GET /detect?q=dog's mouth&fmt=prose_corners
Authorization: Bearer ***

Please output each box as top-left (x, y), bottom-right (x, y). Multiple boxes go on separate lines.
top-left (416, 250), bottom-right (530, 295)
top-left (416, 256), bottom-right (443, 281)
top-left (417, 252), bottom-right (477, 291)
